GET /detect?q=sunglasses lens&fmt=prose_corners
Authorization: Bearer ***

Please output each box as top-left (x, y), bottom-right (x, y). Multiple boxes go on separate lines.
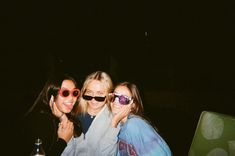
top-left (119, 95), bottom-right (130, 105)
top-left (83, 95), bottom-right (106, 102)
top-left (113, 94), bottom-right (131, 105)
top-left (61, 90), bottom-right (70, 97)
top-left (73, 90), bottom-right (80, 97)
top-left (94, 97), bottom-right (106, 102)
top-left (83, 95), bottom-right (92, 100)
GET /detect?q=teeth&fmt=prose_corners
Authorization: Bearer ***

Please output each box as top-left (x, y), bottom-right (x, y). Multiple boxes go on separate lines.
top-left (64, 102), bottom-right (73, 105)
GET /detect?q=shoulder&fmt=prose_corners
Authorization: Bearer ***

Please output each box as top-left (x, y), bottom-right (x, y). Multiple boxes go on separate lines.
top-left (126, 115), bottom-right (151, 128)
top-left (27, 110), bottom-right (52, 120)
top-left (122, 115), bottom-right (170, 147)
top-left (123, 115), bottom-right (154, 134)
top-left (24, 110), bottom-right (55, 129)
top-left (96, 104), bottom-right (113, 120)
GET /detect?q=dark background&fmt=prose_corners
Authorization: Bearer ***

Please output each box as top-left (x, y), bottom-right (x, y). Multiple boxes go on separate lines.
top-left (1, 0), bottom-right (235, 155)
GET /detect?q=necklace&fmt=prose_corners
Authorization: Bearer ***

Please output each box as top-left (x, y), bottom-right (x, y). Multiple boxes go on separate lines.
top-left (87, 113), bottom-right (95, 119)
top-left (87, 109), bottom-right (97, 119)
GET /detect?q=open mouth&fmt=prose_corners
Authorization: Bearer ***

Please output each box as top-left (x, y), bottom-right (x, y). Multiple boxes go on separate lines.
top-left (63, 102), bottom-right (74, 110)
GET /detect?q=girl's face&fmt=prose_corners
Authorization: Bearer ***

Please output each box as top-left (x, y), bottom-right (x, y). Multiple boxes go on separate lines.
top-left (84, 80), bottom-right (107, 112)
top-left (55, 80), bottom-right (78, 113)
top-left (111, 85), bottom-right (133, 114)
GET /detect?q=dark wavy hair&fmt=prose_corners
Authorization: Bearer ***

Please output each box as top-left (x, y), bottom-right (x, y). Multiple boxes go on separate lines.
top-left (24, 72), bottom-right (81, 136)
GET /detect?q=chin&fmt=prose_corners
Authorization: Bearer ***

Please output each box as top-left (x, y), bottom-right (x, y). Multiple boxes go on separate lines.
top-left (64, 109), bottom-right (72, 113)
top-left (112, 109), bottom-right (119, 114)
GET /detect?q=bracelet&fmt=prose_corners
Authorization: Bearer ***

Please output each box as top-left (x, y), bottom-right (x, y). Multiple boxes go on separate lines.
top-left (59, 112), bottom-right (65, 120)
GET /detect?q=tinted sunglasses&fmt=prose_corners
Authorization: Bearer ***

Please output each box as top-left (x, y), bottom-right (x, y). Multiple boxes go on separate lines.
top-left (82, 95), bottom-right (106, 102)
top-left (110, 93), bottom-right (132, 105)
top-left (58, 88), bottom-right (80, 98)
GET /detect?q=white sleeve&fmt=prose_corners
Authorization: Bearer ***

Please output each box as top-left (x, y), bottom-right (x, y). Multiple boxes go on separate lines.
top-left (98, 126), bottom-right (120, 156)
top-left (60, 137), bottom-right (77, 156)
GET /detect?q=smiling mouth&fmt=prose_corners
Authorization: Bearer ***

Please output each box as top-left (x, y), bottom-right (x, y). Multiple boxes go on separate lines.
top-left (64, 102), bottom-right (74, 109)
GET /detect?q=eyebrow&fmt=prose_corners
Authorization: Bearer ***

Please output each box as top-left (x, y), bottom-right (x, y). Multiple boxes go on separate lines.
top-left (86, 89), bottom-right (105, 94)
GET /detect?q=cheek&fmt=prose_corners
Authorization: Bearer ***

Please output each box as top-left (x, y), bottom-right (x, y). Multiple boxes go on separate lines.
top-left (55, 98), bottom-right (64, 109)
top-left (73, 97), bottom-right (78, 104)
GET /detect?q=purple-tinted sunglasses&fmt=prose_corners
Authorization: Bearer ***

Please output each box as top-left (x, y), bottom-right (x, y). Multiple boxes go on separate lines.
top-left (109, 93), bottom-right (132, 105)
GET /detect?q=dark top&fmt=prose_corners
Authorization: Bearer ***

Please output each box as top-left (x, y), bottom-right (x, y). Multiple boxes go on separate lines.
top-left (78, 113), bottom-right (96, 134)
top-left (21, 109), bottom-right (67, 156)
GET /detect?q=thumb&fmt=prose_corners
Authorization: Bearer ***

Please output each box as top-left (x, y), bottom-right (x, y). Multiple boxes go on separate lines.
top-left (49, 95), bottom-right (54, 108)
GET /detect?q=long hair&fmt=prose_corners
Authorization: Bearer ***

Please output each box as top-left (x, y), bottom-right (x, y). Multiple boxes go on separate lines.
top-left (24, 72), bottom-right (78, 117)
top-left (113, 81), bottom-right (159, 131)
top-left (77, 71), bottom-right (113, 115)
top-left (24, 72), bottom-right (82, 136)
top-left (115, 82), bottom-right (144, 116)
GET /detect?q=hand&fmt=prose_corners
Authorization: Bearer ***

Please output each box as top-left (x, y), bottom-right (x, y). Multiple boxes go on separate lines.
top-left (58, 120), bottom-right (74, 143)
top-left (49, 95), bottom-right (64, 119)
top-left (112, 104), bottom-right (132, 128)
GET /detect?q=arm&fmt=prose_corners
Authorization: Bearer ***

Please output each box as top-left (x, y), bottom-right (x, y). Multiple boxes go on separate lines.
top-left (48, 119), bottom-right (74, 156)
top-left (112, 104), bottom-right (132, 128)
top-left (87, 106), bottom-right (120, 156)
top-left (99, 124), bottom-right (120, 156)
top-left (99, 108), bottom-right (122, 156)
top-left (50, 95), bottom-right (74, 143)
top-left (125, 117), bottom-right (172, 156)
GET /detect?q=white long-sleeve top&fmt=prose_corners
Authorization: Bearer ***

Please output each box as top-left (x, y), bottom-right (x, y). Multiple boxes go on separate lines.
top-left (61, 105), bottom-right (120, 156)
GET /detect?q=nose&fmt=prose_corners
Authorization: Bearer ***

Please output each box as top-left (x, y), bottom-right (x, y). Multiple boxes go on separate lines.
top-left (66, 94), bottom-right (74, 100)
top-left (113, 97), bottom-right (119, 104)
top-left (91, 97), bottom-right (96, 102)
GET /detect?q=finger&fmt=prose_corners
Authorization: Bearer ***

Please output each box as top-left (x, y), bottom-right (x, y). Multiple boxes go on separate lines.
top-left (121, 105), bottom-right (130, 113)
top-left (50, 95), bottom-right (54, 103)
top-left (58, 122), bottom-right (63, 131)
top-left (65, 122), bottom-right (71, 130)
top-left (60, 120), bottom-right (68, 128)
top-left (49, 96), bottom-right (55, 110)
top-left (67, 121), bottom-right (73, 128)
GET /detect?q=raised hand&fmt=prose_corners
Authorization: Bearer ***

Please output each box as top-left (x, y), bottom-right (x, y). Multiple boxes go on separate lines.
top-left (49, 95), bottom-right (64, 118)
top-left (112, 103), bottom-right (132, 128)
top-left (58, 120), bottom-right (74, 143)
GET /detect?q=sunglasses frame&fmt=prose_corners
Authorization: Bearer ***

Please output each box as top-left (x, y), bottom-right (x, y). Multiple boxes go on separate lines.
top-left (58, 88), bottom-right (80, 98)
top-left (110, 93), bottom-right (132, 105)
top-left (82, 95), bottom-right (106, 102)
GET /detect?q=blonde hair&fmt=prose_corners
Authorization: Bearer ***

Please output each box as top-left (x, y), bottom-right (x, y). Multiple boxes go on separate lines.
top-left (77, 71), bottom-right (113, 114)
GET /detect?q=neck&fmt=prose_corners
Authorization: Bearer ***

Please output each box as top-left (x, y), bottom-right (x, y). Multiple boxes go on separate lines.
top-left (87, 107), bottom-right (103, 116)
top-left (59, 114), bottom-right (68, 122)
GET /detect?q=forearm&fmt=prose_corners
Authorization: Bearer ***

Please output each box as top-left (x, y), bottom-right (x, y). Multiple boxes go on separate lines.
top-left (99, 126), bottom-right (120, 155)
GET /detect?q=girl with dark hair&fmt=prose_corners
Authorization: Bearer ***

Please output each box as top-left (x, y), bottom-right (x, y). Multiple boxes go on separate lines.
top-left (22, 73), bottom-right (81, 156)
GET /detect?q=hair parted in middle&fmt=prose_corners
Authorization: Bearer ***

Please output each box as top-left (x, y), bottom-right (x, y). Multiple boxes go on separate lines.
top-left (76, 71), bottom-right (113, 114)
top-left (111, 81), bottom-right (144, 116)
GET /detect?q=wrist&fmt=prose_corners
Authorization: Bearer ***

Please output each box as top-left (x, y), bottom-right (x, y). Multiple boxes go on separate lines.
top-left (112, 117), bottom-right (119, 128)
top-left (59, 113), bottom-right (65, 121)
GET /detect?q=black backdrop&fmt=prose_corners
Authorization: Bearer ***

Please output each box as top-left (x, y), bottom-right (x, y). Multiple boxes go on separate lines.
top-left (1, 0), bottom-right (235, 155)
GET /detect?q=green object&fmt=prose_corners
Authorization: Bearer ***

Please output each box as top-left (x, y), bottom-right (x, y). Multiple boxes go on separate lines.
top-left (189, 111), bottom-right (235, 156)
